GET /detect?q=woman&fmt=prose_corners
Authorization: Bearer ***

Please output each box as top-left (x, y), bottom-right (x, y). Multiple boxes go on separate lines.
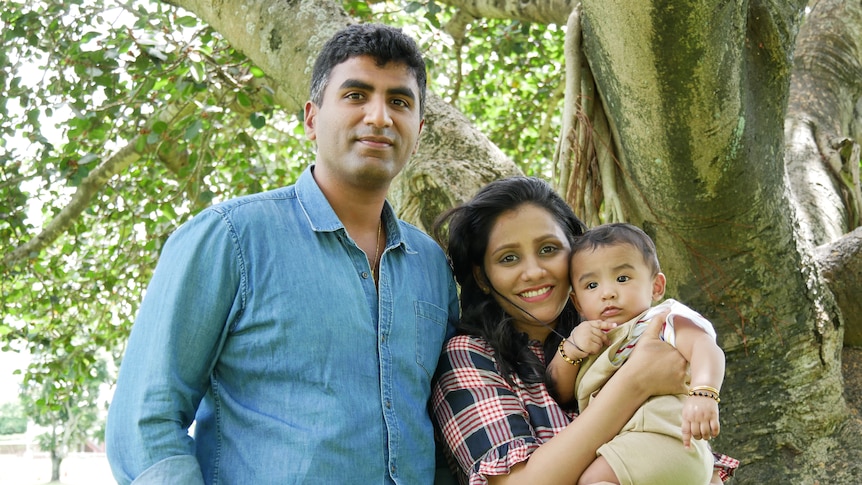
top-left (431, 176), bottom-right (736, 485)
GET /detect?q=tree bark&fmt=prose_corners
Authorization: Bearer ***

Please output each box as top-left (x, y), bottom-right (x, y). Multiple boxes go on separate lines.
top-left (432, 0), bottom-right (573, 24)
top-left (51, 452), bottom-right (61, 482)
top-left (785, 0), bottom-right (862, 248)
top-left (818, 227), bottom-right (862, 346)
top-left (578, 0), bottom-right (850, 481)
top-left (785, 0), bottom-right (862, 346)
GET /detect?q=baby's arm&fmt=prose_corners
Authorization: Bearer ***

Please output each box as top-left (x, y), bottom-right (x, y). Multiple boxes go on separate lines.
top-left (672, 316), bottom-right (725, 448)
top-left (547, 320), bottom-right (615, 405)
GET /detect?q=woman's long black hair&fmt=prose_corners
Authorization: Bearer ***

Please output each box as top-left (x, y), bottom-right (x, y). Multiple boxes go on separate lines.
top-left (433, 176), bottom-right (587, 385)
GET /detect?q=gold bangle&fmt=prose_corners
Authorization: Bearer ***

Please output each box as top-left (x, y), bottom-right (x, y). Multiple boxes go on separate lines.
top-left (688, 386), bottom-right (721, 403)
top-left (558, 340), bottom-right (584, 366)
top-left (689, 385), bottom-right (720, 395)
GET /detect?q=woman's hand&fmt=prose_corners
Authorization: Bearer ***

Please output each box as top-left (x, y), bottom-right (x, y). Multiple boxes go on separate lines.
top-left (620, 310), bottom-right (687, 397)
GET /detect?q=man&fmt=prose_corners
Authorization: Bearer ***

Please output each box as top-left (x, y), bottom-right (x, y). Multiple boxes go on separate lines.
top-left (106, 24), bottom-right (459, 484)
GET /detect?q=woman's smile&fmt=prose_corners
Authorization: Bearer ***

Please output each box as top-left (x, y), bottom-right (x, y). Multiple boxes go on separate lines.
top-left (482, 203), bottom-right (572, 341)
top-left (518, 285), bottom-right (554, 302)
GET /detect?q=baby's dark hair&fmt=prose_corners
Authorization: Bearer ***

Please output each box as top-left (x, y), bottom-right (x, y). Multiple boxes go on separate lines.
top-left (572, 223), bottom-right (661, 276)
top-left (309, 23), bottom-right (427, 118)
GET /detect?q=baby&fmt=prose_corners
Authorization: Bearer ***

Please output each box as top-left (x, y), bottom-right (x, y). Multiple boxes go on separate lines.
top-left (548, 223), bottom-right (726, 485)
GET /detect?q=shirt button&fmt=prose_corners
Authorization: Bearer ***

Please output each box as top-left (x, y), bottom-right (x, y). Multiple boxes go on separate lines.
top-left (390, 465), bottom-right (396, 474)
top-left (361, 271), bottom-right (369, 279)
top-left (380, 335), bottom-right (386, 343)
top-left (385, 400), bottom-right (392, 408)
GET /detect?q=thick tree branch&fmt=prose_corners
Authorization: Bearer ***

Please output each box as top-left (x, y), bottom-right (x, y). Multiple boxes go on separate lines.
top-left (3, 141), bottom-right (143, 267)
top-left (3, 99), bottom-right (199, 267)
top-left (785, 0), bottom-right (862, 246)
top-left (438, 0), bottom-right (575, 24)
top-left (817, 226), bottom-right (862, 345)
top-left (554, 7), bottom-right (581, 199)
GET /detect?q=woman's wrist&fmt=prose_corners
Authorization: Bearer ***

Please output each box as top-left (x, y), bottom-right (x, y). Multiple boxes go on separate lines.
top-left (613, 360), bottom-right (652, 399)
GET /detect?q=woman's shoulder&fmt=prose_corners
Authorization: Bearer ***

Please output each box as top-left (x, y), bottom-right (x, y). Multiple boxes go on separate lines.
top-left (437, 335), bottom-right (507, 388)
top-left (444, 334), bottom-right (492, 354)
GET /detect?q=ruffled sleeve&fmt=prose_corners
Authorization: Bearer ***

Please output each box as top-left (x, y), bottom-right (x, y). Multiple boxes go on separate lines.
top-left (469, 438), bottom-right (539, 484)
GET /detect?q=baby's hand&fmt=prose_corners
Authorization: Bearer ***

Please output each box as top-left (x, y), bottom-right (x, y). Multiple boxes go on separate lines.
top-left (681, 396), bottom-right (720, 448)
top-left (567, 320), bottom-right (616, 357)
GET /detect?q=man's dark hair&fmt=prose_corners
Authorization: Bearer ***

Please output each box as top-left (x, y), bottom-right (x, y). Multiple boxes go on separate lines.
top-left (309, 23), bottom-right (427, 118)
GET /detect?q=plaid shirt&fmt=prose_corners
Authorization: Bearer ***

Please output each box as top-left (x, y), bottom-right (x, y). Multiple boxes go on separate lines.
top-left (432, 335), bottom-right (572, 485)
top-left (431, 335), bottom-right (738, 484)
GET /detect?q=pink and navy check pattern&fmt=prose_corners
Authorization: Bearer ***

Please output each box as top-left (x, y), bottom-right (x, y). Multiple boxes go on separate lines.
top-left (432, 334), bottom-right (738, 484)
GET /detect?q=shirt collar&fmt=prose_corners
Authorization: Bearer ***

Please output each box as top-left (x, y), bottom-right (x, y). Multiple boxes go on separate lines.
top-left (295, 165), bottom-right (406, 248)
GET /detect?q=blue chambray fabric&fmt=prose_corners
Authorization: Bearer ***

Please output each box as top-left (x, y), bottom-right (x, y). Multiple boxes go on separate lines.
top-left (106, 166), bottom-right (458, 484)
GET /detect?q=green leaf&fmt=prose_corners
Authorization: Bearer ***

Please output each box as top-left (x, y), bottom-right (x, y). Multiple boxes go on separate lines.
top-left (161, 203), bottom-right (177, 220)
top-left (197, 190), bottom-right (215, 205)
top-left (139, 77), bottom-right (156, 97)
top-left (236, 91), bottom-right (252, 107)
top-left (175, 16), bottom-right (199, 28)
top-left (250, 112), bottom-right (266, 129)
top-left (152, 120), bottom-right (168, 134)
top-left (185, 119), bottom-right (203, 140)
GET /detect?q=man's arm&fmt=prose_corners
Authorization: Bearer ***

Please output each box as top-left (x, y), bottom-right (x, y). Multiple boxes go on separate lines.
top-left (106, 211), bottom-right (241, 484)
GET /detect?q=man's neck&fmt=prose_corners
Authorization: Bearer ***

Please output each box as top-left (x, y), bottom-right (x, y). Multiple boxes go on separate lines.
top-left (311, 165), bottom-right (387, 233)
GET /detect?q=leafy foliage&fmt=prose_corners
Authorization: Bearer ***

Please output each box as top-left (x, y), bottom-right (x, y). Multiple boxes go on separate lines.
top-left (1, 0), bottom-right (312, 442)
top-left (0, 401), bottom-right (28, 435)
top-left (442, 20), bottom-right (567, 177)
top-left (20, 355), bottom-right (108, 457)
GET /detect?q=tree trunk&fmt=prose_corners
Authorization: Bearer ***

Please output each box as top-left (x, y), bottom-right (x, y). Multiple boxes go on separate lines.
top-left (577, 0), bottom-right (849, 481)
top-left (785, 0), bottom-right (862, 346)
top-left (51, 450), bottom-right (61, 482)
top-left (785, 0), bottom-right (862, 249)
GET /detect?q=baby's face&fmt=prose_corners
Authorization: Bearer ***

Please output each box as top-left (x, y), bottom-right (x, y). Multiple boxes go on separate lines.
top-left (569, 243), bottom-right (664, 324)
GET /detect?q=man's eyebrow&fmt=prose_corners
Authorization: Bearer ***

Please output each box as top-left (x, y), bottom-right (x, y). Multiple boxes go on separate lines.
top-left (339, 79), bottom-right (374, 92)
top-left (338, 79), bottom-right (416, 102)
top-left (387, 86), bottom-right (417, 102)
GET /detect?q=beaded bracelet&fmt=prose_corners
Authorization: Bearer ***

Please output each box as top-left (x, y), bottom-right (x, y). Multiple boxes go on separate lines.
top-left (558, 340), bottom-right (584, 366)
top-left (688, 385), bottom-right (721, 403)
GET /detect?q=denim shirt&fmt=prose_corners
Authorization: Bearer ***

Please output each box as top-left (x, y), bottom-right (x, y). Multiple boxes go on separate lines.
top-left (106, 166), bottom-right (459, 484)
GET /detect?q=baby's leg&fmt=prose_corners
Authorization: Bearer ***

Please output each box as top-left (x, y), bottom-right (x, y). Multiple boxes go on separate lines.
top-left (577, 456), bottom-right (620, 485)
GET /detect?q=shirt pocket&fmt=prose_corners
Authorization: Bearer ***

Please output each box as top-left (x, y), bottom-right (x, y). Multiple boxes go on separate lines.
top-left (415, 300), bottom-right (448, 379)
